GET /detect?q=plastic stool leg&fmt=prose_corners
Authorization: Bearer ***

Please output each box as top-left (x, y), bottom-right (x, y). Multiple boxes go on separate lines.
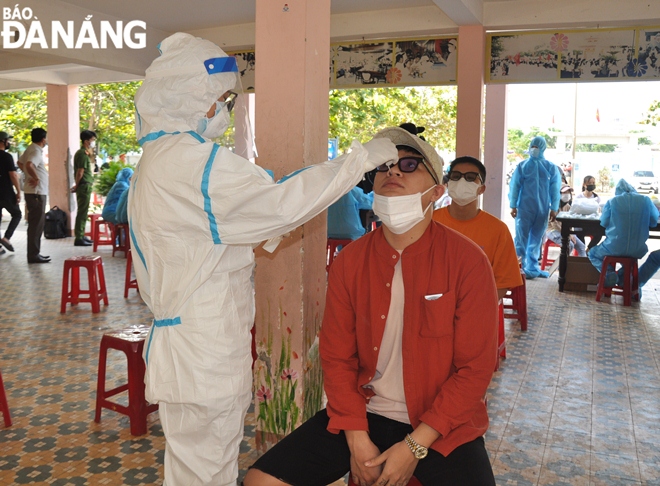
top-left (88, 265), bottom-right (100, 314)
top-left (94, 340), bottom-right (108, 423)
top-left (61, 265), bottom-right (70, 314)
top-left (127, 350), bottom-right (148, 436)
top-left (97, 260), bottom-right (109, 306)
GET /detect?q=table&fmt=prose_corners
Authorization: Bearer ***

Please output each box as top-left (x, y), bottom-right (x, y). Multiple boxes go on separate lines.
top-left (556, 214), bottom-right (660, 291)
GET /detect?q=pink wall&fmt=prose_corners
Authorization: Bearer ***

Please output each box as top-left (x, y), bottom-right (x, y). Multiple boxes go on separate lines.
top-left (253, 0), bottom-right (332, 441)
top-left (483, 84), bottom-right (508, 218)
top-left (456, 25), bottom-right (486, 159)
top-left (46, 84), bottom-right (80, 235)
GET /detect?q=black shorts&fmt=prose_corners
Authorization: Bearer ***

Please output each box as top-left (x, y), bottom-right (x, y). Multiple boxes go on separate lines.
top-left (249, 410), bottom-right (495, 486)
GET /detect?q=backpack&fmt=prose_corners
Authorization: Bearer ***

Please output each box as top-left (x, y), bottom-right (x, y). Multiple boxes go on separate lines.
top-left (44, 206), bottom-right (68, 239)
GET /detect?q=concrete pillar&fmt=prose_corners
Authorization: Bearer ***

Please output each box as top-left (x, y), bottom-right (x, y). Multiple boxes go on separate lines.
top-left (455, 25), bottom-right (485, 159)
top-left (234, 93), bottom-right (256, 161)
top-left (252, 0), bottom-right (331, 449)
top-left (46, 84), bottom-right (80, 236)
top-left (483, 84), bottom-right (508, 219)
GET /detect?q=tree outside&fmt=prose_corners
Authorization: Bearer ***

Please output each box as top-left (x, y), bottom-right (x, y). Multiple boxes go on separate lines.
top-left (597, 166), bottom-right (613, 192)
top-left (328, 86), bottom-right (457, 156)
top-left (0, 82), bottom-right (141, 159)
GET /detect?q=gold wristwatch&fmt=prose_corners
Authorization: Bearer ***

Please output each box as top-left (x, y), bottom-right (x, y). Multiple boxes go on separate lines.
top-left (404, 434), bottom-right (428, 459)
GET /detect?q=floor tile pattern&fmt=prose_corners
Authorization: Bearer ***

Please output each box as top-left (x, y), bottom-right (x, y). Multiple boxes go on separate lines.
top-left (1, 221), bottom-right (660, 485)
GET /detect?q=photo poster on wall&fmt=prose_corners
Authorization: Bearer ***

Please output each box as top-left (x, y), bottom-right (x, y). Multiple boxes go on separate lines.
top-left (487, 27), bottom-right (660, 83)
top-left (229, 37), bottom-right (458, 92)
top-left (331, 38), bottom-right (457, 88)
top-left (230, 51), bottom-right (256, 92)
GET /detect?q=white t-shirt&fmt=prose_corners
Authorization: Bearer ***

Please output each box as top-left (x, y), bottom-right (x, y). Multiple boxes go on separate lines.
top-left (364, 252), bottom-right (409, 424)
top-left (19, 143), bottom-right (48, 196)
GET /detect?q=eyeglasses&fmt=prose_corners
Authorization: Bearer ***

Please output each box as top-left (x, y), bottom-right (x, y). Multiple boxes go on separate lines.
top-left (376, 156), bottom-right (424, 173)
top-left (220, 91), bottom-right (238, 113)
top-left (375, 157), bottom-right (438, 183)
top-left (448, 170), bottom-right (482, 183)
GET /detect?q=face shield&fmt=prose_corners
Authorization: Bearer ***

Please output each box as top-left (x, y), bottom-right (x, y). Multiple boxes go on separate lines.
top-left (135, 32), bottom-right (256, 155)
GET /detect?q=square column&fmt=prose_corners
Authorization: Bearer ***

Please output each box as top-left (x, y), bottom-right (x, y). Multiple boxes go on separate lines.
top-left (253, 0), bottom-right (331, 448)
top-left (483, 84), bottom-right (508, 219)
top-left (456, 25), bottom-right (485, 159)
top-left (46, 84), bottom-right (80, 236)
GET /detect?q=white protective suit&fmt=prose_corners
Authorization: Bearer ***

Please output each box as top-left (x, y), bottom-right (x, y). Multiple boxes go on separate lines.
top-left (129, 32), bottom-right (396, 485)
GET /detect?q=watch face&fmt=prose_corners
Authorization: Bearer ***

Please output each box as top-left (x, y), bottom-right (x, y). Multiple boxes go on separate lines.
top-left (415, 448), bottom-right (428, 459)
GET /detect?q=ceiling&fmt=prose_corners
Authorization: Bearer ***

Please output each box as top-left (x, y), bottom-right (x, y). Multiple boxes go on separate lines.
top-left (0, 0), bottom-right (659, 91)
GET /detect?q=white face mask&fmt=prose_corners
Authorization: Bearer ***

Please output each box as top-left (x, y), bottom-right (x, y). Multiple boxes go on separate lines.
top-left (196, 102), bottom-right (231, 139)
top-left (373, 185), bottom-right (435, 235)
top-left (560, 193), bottom-right (572, 203)
top-left (90, 140), bottom-right (96, 149)
top-left (447, 179), bottom-right (480, 206)
top-left (529, 147), bottom-right (540, 158)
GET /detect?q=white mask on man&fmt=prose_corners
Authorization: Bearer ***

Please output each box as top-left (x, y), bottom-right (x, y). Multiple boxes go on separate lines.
top-left (196, 102), bottom-right (231, 139)
top-left (372, 185), bottom-right (435, 234)
top-left (529, 147), bottom-right (540, 158)
top-left (447, 179), bottom-right (480, 206)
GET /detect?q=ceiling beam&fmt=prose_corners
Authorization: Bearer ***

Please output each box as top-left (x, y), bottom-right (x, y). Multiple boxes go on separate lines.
top-left (483, 0), bottom-right (660, 30)
top-left (432, 0), bottom-right (483, 26)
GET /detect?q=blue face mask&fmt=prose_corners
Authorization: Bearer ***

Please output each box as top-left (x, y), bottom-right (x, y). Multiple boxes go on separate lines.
top-left (196, 101), bottom-right (231, 139)
top-left (530, 147), bottom-right (540, 158)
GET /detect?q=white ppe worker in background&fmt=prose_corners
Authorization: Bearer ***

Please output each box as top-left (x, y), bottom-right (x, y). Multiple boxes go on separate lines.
top-left (129, 32), bottom-right (397, 486)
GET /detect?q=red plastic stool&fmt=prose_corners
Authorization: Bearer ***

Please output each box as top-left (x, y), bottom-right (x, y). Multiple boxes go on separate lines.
top-left (541, 238), bottom-right (577, 270)
top-left (94, 325), bottom-right (158, 436)
top-left (596, 256), bottom-right (639, 306)
top-left (124, 249), bottom-right (139, 298)
top-left (113, 223), bottom-right (130, 257)
top-left (503, 269), bottom-right (527, 332)
top-left (86, 213), bottom-right (102, 241)
top-left (61, 256), bottom-right (109, 314)
top-left (541, 239), bottom-right (559, 270)
top-left (349, 476), bottom-right (420, 486)
top-left (326, 238), bottom-right (352, 272)
top-left (0, 369), bottom-right (11, 427)
top-left (93, 218), bottom-right (114, 252)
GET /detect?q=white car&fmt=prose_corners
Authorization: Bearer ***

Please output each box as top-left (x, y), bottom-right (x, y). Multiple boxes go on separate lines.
top-left (631, 170), bottom-right (659, 194)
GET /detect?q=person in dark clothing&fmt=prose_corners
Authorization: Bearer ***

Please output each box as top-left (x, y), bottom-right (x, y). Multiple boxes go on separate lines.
top-left (0, 131), bottom-right (21, 253)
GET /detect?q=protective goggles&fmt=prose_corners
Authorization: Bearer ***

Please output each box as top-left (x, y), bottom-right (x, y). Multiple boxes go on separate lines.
top-left (448, 170), bottom-right (482, 183)
top-left (376, 157), bottom-right (438, 183)
top-left (221, 91), bottom-right (238, 113)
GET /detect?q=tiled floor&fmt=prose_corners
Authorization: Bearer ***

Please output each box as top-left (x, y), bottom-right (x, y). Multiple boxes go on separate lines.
top-left (1, 220), bottom-right (660, 485)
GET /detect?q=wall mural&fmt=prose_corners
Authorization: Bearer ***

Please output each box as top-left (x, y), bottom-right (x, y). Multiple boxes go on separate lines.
top-left (254, 300), bottom-right (301, 451)
top-left (230, 36), bottom-right (458, 92)
top-left (487, 27), bottom-right (660, 83)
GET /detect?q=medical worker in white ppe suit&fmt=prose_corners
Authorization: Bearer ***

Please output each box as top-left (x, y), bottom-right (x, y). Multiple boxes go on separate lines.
top-left (129, 32), bottom-right (398, 486)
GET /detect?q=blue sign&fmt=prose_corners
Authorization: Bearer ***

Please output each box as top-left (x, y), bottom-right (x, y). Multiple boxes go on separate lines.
top-left (328, 138), bottom-right (339, 160)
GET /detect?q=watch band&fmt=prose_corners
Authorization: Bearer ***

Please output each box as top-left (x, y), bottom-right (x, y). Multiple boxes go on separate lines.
top-left (404, 434), bottom-right (429, 459)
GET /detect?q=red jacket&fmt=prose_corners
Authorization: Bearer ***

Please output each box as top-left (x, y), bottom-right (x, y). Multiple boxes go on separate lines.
top-left (320, 222), bottom-right (498, 456)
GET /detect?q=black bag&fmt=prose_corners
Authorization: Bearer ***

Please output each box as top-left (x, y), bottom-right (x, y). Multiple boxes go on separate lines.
top-left (44, 206), bottom-right (68, 239)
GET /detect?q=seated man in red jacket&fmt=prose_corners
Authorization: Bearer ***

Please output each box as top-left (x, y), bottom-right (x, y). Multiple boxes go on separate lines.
top-left (244, 126), bottom-right (498, 486)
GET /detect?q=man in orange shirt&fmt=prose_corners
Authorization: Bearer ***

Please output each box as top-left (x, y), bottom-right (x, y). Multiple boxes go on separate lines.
top-left (433, 156), bottom-right (522, 299)
top-left (245, 127), bottom-right (498, 486)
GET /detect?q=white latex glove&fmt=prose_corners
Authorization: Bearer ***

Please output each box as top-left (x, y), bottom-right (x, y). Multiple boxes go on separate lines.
top-left (361, 138), bottom-right (398, 173)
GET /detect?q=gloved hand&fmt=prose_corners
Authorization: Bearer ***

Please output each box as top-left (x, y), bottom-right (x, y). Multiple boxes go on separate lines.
top-left (362, 138), bottom-right (398, 173)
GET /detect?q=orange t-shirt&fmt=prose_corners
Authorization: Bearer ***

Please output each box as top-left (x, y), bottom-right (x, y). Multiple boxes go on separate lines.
top-left (433, 207), bottom-right (523, 290)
